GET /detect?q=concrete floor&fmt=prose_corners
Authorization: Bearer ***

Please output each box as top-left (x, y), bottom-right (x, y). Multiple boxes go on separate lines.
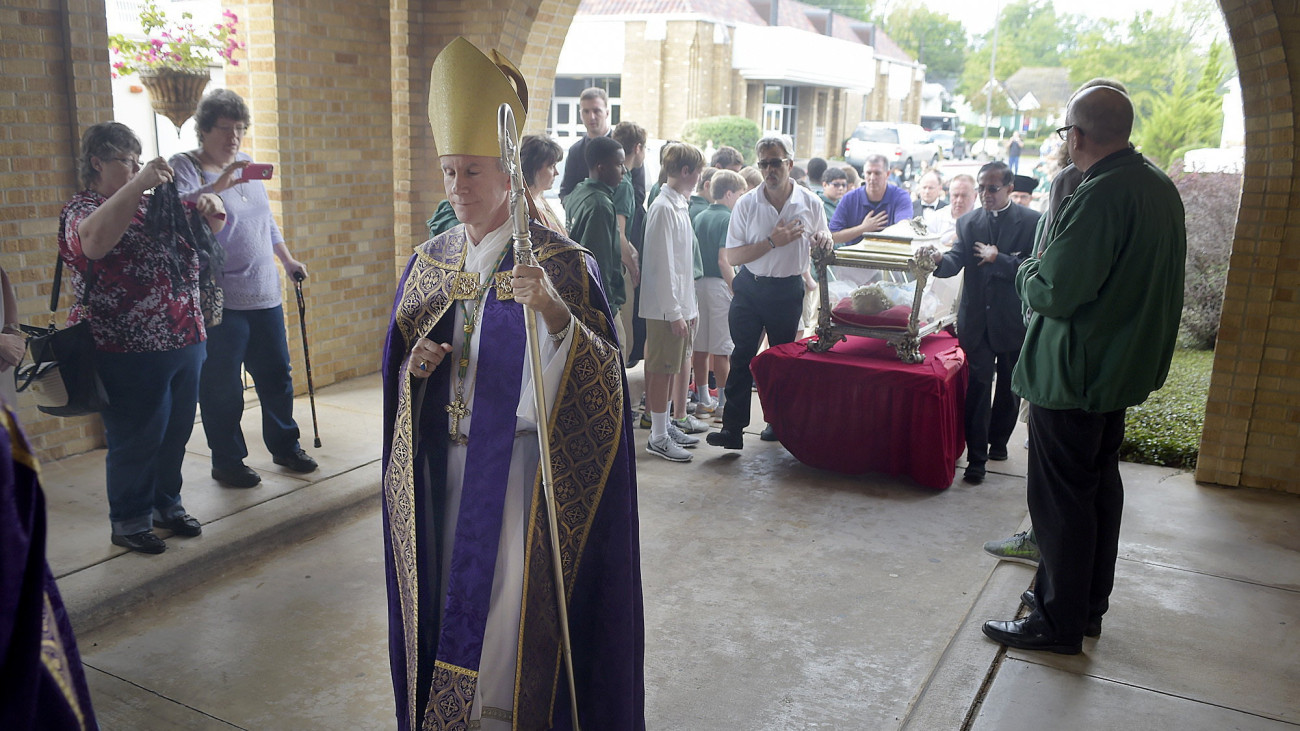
top-left (43, 371), bottom-right (1300, 730)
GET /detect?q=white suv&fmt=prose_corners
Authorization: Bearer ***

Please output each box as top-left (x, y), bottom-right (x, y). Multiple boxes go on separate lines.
top-left (844, 122), bottom-right (942, 181)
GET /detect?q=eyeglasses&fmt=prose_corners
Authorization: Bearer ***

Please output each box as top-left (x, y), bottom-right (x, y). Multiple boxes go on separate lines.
top-left (213, 123), bottom-right (248, 136)
top-left (755, 158), bottom-right (789, 169)
top-left (1055, 125), bottom-right (1078, 141)
top-left (825, 181), bottom-right (847, 188)
top-left (111, 156), bottom-right (141, 169)
top-left (979, 184), bottom-right (1005, 194)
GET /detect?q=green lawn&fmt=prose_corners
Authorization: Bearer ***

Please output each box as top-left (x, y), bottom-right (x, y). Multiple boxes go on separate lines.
top-left (1120, 349), bottom-right (1214, 469)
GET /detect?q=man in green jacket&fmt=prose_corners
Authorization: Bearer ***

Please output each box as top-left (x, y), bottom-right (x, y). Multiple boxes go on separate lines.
top-left (566, 135), bottom-right (626, 315)
top-left (982, 85), bottom-right (1186, 655)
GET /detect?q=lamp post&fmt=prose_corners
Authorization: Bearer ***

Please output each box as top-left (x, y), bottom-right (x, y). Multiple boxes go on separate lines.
top-left (981, 0), bottom-right (1002, 157)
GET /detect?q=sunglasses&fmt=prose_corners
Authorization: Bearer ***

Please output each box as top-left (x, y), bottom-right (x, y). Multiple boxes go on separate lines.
top-left (979, 185), bottom-right (1006, 194)
top-left (756, 158), bottom-right (789, 169)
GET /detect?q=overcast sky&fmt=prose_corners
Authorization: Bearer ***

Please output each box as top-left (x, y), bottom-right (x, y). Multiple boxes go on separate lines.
top-left (894, 0), bottom-right (1200, 36)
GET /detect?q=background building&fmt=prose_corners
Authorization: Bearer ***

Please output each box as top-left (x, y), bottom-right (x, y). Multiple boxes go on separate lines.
top-left (554, 0), bottom-right (925, 159)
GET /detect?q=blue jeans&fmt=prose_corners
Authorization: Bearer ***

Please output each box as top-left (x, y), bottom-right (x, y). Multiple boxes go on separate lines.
top-left (199, 306), bottom-right (301, 467)
top-left (97, 342), bottom-right (206, 535)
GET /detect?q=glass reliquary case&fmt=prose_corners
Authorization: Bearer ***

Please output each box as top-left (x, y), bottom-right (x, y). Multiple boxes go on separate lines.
top-left (808, 218), bottom-right (962, 363)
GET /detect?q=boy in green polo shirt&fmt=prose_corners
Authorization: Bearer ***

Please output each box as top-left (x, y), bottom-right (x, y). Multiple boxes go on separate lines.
top-left (691, 169), bottom-right (745, 419)
top-left (565, 135), bottom-right (626, 315)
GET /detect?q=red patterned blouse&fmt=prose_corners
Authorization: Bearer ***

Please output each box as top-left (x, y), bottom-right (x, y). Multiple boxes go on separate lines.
top-left (58, 190), bottom-right (205, 353)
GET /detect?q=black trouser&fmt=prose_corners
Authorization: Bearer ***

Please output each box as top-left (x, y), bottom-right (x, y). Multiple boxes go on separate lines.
top-left (963, 333), bottom-right (1020, 465)
top-left (721, 268), bottom-right (804, 432)
top-left (1026, 404), bottom-right (1126, 640)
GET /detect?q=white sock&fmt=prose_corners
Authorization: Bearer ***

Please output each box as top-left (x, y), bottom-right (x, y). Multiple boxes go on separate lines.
top-left (650, 411), bottom-right (670, 441)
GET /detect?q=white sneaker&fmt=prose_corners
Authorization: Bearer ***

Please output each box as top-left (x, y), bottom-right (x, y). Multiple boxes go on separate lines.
top-left (647, 434), bottom-right (693, 462)
top-left (667, 422), bottom-right (700, 446)
top-left (672, 414), bottom-right (711, 434)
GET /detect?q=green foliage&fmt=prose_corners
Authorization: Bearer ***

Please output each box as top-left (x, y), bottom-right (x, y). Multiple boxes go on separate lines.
top-left (681, 116), bottom-right (762, 164)
top-left (108, 0), bottom-right (242, 77)
top-left (1132, 41), bottom-right (1227, 169)
top-left (1170, 167), bottom-right (1240, 349)
top-left (957, 0), bottom-right (1076, 103)
top-left (882, 6), bottom-right (968, 82)
top-left (1121, 350), bottom-right (1213, 469)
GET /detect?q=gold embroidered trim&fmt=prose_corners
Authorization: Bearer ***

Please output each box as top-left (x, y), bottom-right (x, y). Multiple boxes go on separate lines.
top-left (424, 661), bottom-right (479, 729)
top-left (40, 592), bottom-right (87, 730)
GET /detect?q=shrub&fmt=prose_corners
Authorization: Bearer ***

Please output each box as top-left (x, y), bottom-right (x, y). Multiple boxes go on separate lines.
top-left (1121, 349), bottom-right (1213, 469)
top-left (681, 116), bottom-right (762, 164)
top-left (1168, 165), bottom-right (1240, 350)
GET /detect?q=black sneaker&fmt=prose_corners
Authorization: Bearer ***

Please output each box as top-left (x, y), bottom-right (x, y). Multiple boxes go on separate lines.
top-left (153, 514), bottom-right (202, 537)
top-left (212, 463), bottom-right (261, 488)
top-left (111, 530), bottom-right (166, 554)
top-left (760, 424), bottom-right (778, 442)
top-left (273, 448), bottom-right (318, 473)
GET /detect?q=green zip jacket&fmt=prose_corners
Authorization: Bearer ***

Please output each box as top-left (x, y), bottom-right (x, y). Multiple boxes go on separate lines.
top-left (1012, 148), bottom-right (1186, 413)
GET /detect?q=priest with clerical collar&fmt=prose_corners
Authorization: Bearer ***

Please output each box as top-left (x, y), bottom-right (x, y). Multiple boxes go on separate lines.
top-left (380, 36), bottom-right (644, 731)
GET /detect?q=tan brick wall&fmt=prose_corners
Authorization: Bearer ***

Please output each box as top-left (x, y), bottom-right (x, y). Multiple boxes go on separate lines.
top-left (0, 0), bottom-right (114, 458)
top-left (222, 0), bottom-right (395, 394)
top-left (1197, 0), bottom-right (1300, 492)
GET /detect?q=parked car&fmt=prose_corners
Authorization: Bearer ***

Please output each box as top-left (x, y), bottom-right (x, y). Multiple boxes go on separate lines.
top-left (929, 130), bottom-right (966, 160)
top-left (843, 122), bottom-right (942, 180)
top-left (968, 138), bottom-right (1003, 161)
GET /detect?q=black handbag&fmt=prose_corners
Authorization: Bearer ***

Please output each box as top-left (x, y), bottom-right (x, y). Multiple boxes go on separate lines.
top-left (15, 257), bottom-right (109, 416)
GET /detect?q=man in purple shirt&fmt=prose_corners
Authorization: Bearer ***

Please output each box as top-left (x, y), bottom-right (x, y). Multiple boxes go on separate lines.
top-left (830, 154), bottom-right (913, 246)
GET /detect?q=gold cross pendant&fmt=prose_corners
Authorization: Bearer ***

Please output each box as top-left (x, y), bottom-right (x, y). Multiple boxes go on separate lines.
top-left (446, 398), bottom-right (470, 445)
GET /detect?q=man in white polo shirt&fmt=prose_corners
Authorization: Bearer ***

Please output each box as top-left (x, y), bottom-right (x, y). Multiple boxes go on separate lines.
top-left (707, 135), bottom-right (833, 450)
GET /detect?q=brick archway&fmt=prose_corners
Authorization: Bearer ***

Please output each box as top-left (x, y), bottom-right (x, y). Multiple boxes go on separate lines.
top-left (3, 0), bottom-right (1300, 483)
top-left (1197, 0), bottom-right (1299, 491)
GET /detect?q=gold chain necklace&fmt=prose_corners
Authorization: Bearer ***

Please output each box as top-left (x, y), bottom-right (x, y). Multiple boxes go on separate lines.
top-left (446, 244), bottom-right (512, 445)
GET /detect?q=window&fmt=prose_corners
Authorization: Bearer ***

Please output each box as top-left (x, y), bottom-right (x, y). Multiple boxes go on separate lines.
top-left (762, 84), bottom-right (798, 136)
top-left (548, 76), bottom-right (622, 138)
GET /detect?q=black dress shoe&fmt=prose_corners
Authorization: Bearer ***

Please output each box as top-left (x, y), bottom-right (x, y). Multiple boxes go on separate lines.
top-left (212, 463), bottom-right (261, 488)
top-left (273, 448), bottom-right (318, 473)
top-left (989, 446), bottom-right (1009, 461)
top-left (760, 424), bottom-right (778, 442)
top-left (111, 530), bottom-right (166, 554)
top-left (706, 428), bottom-right (744, 449)
top-left (153, 514), bottom-right (202, 537)
top-left (963, 462), bottom-right (986, 484)
top-left (1019, 591), bottom-right (1102, 638)
top-left (982, 617), bottom-right (1081, 655)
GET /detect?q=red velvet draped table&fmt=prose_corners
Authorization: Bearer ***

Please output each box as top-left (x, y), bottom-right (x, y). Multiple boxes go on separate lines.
top-left (750, 334), bottom-right (967, 490)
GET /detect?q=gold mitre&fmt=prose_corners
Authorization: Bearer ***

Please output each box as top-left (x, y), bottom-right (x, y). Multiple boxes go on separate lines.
top-left (428, 37), bottom-right (529, 158)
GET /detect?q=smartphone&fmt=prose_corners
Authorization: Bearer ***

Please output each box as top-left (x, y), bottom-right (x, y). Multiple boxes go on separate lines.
top-left (241, 163), bottom-right (274, 180)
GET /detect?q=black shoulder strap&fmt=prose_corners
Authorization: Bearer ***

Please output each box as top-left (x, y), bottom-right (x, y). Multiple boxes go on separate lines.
top-left (50, 255), bottom-right (95, 315)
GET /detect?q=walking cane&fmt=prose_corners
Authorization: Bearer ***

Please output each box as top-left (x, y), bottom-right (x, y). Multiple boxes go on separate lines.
top-left (499, 103), bottom-right (581, 730)
top-left (292, 271), bottom-right (322, 448)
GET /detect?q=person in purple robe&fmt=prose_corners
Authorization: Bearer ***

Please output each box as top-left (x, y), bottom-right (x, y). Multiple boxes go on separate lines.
top-left (0, 408), bottom-right (98, 730)
top-left (379, 37), bottom-right (644, 730)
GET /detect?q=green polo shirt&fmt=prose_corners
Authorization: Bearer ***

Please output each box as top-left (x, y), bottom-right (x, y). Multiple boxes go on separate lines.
top-left (565, 177), bottom-right (625, 310)
top-left (692, 203), bottom-right (731, 280)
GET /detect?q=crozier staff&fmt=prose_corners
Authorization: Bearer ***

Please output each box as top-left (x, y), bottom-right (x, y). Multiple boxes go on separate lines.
top-left (379, 37), bottom-right (644, 731)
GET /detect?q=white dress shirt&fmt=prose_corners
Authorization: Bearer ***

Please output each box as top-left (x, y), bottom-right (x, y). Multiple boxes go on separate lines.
top-left (640, 184), bottom-right (698, 321)
top-left (726, 183), bottom-right (829, 277)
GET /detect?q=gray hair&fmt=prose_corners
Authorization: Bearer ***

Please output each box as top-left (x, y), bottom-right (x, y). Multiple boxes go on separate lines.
top-left (194, 89), bottom-right (251, 139)
top-left (863, 154), bottom-right (890, 170)
top-left (755, 134), bottom-right (795, 160)
top-left (77, 121), bottom-right (141, 189)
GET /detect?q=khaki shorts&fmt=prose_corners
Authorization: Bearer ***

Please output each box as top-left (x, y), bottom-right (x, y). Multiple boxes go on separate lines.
top-left (644, 318), bottom-right (694, 375)
top-left (694, 277), bottom-right (734, 356)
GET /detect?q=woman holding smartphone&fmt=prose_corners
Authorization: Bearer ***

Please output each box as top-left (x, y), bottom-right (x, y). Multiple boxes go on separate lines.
top-left (172, 89), bottom-right (318, 489)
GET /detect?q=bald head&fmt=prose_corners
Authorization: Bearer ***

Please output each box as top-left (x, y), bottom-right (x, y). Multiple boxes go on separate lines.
top-left (1068, 86), bottom-right (1133, 149)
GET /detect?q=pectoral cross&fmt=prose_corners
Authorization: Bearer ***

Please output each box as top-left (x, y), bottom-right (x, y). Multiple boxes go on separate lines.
top-left (446, 399), bottom-right (470, 445)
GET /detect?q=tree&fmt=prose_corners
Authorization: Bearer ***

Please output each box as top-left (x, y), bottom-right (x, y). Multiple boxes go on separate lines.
top-left (955, 0), bottom-right (1073, 102)
top-left (1132, 41), bottom-right (1228, 169)
top-left (881, 5), bottom-right (968, 83)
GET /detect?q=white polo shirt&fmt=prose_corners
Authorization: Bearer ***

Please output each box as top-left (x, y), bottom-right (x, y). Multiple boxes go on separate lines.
top-left (726, 183), bottom-right (829, 278)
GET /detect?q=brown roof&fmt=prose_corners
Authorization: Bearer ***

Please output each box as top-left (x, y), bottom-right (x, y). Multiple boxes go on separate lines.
top-left (576, 0), bottom-right (917, 64)
top-left (1003, 67), bottom-right (1073, 109)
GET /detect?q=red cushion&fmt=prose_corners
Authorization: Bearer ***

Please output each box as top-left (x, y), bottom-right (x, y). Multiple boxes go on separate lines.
top-left (830, 297), bottom-right (914, 328)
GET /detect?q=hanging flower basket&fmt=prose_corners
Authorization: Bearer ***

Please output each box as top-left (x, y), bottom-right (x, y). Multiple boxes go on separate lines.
top-left (138, 68), bottom-right (212, 130)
